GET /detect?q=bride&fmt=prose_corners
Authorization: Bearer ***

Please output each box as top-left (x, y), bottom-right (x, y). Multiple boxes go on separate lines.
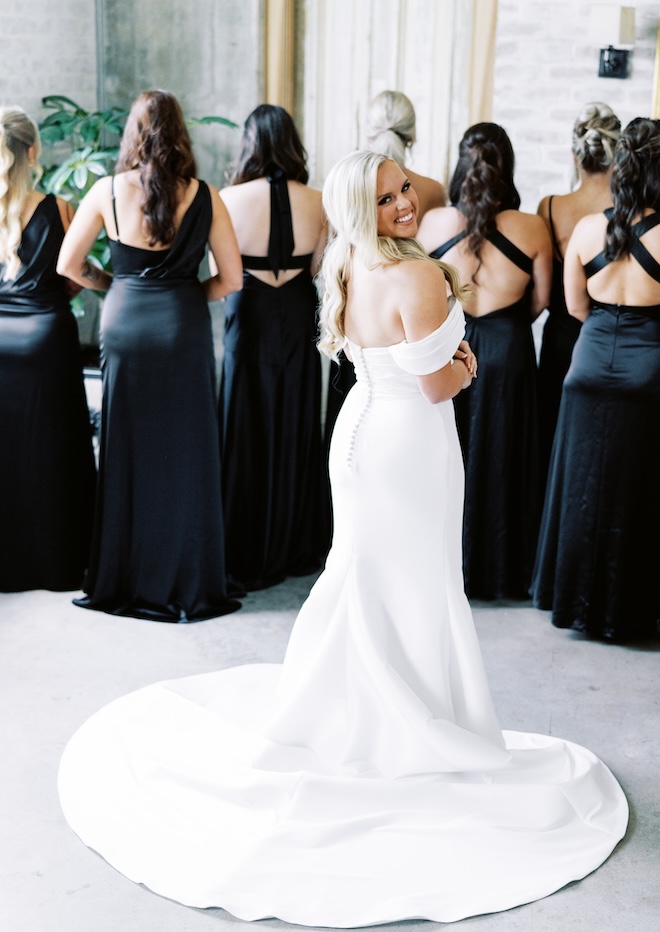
top-left (58, 149), bottom-right (628, 927)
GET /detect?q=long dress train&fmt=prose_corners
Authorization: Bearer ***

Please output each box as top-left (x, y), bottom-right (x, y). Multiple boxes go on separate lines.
top-left (59, 301), bottom-right (627, 926)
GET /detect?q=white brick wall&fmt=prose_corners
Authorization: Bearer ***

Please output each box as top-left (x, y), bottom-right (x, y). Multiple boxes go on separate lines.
top-left (492, 1), bottom-right (658, 212)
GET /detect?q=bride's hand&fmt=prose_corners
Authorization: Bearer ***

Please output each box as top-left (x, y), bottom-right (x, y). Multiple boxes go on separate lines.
top-left (453, 340), bottom-right (477, 378)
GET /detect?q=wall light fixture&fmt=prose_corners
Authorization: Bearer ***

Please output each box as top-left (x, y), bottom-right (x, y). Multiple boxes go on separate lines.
top-left (588, 5), bottom-right (636, 78)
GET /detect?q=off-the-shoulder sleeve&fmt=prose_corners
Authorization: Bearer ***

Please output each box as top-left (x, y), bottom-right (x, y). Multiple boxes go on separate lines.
top-left (388, 303), bottom-right (466, 375)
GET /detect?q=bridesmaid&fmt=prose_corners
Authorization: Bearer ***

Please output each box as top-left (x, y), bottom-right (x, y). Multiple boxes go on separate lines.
top-left (57, 90), bottom-right (243, 621)
top-left (0, 107), bottom-right (95, 592)
top-left (536, 102), bottom-right (620, 479)
top-left (531, 117), bottom-right (660, 642)
top-left (366, 89), bottom-right (446, 218)
top-left (218, 104), bottom-right (330, 591)
top-left (417, 123), bottom-right (552, 601)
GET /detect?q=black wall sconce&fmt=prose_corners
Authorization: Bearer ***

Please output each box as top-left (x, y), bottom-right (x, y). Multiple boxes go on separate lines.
top-left (599, 45), bottom-right (630, 79)
top-left (589, 5), bottom-right (636, 79)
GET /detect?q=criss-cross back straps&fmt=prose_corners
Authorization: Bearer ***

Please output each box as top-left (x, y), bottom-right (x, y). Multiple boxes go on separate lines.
top-left (429, 230), bottom-right (467, 260)
top-left (430, 228), bottom-right (532, 275)
top-left (584, 210), bottom-right (660, 281)
top-left (487, 229), bottom-right (533, 274)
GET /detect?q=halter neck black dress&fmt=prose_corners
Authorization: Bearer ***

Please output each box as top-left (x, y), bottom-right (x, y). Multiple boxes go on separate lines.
top-left (219, 172), bottom-right (330, 590)
top-left (537, 196), bottom-right (582, 480)
top-left (431, 228), bottom-right (541, 601)
top-left (0, 194), bottom-right (96, 591)
top-left (531, 210), bottom-right (660, 641)
top-left (74, 180), bottom-right (241, 621)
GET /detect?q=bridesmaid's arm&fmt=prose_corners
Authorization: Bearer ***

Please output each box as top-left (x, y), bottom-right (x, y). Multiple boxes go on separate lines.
top-left (204, 185), bottom-right (243, 301)
top-left (57, 178), bottom-right (112, 291)
top-left (564, 220), bottom-right (591, 322)
top-left (56, 180), bottom-right (113, 293)
top-left (55, 197), bottom-right (83, 298)
top-left (311, 210), bottom-right (329, 279)
top-left (528, 215), bottom-right (553, 319)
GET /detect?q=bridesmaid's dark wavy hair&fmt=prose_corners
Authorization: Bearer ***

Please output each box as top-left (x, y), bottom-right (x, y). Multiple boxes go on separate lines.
top-left (116, 89), bottom-right (197, 246)
top-left (229, 104), bottom-right (309, 185)
top-left (448, 122), bottom-right (520, 267)
top-left (605, 117), bottom-right (660, 262)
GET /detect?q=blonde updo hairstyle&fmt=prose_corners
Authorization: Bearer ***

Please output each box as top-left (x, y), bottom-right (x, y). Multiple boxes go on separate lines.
top-left (366, 90), bottom-right (416, 168)
top-left (317, 149), bottom-right (470, 362)
top-left (0, 107), bottom-right (43, 281)
top-left (571, 101), bottom-right (621, 181)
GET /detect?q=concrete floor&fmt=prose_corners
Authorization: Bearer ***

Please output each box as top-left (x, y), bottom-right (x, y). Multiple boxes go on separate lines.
top-left (1, 577), bottom-right (658, 932)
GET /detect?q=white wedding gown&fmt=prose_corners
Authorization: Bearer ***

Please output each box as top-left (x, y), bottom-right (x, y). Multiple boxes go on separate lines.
top-left (58, 302), bottom-right (628, 926)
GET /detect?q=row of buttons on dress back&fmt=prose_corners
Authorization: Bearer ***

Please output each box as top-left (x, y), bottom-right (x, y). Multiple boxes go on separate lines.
top-left (346, 346), bottom-right (373, 469)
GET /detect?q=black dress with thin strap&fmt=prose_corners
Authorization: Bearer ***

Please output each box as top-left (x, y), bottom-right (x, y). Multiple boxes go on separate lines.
top-left (537, 195), bottom-right (582, 480)
top-left (531, 210), bottom-right (660, 641)
top-left (74, 179), bottom-right (241, 621)
top-left (219, 170), bottom-right (331, 590)
top-left (0, 195), bottom-right (96, 591)
top-left (431, 228), bottom-right (542, 600)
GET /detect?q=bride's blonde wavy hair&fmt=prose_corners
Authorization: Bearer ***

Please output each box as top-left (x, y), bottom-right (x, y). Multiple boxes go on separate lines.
top-left (317, 150), bottom-right (469, 361)
top-left (0, 107), bottom-right (43, 281)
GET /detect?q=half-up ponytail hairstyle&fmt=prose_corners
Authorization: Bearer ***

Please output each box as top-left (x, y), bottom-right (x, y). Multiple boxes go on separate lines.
top-left (606, 117), bottom-right (660, 262)
top-left (0, 106), bottom-right (42, 281)
top-left (116, 90), bottom-right (197, 246)
top-left (448, 122), bottom-right (520, 273)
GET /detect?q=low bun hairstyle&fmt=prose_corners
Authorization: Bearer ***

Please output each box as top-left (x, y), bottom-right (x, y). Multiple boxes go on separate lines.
top-left (572, 101), bottom-right (621, 176)
top-left (366, 90), bottom-right (416, 168)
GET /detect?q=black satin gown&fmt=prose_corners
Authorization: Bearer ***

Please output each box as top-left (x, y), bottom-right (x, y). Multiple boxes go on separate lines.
top-left (531, 211), bottom-right (660, 641)
top-left (431, 229), bottom-right (542, 601)
top-left (0, 195), bottom-right (96, 591)
top-left (74, 180), bottom-right (241, 621)
top-left (537, 196), bottom-right (582, 481)
top-left (219, 172), bottom-right (331, 590)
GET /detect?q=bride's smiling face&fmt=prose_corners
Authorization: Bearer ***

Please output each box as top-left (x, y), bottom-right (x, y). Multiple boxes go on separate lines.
top-left (376, 160), bottom-right (419, 239)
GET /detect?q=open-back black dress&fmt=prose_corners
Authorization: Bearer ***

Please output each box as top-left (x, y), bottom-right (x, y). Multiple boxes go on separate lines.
top-left (537, 196), bottom-right (582, 480)
top-left (531, 210), bottom-right (660, 641)
top-left (431, 230), bottom-right (542, 601)
top-left (0, 194), bottom-right (96, 591)
top-left (74, 180), bottom-right (241, 621)
top-left (219, 172), bottom-right (331, 590)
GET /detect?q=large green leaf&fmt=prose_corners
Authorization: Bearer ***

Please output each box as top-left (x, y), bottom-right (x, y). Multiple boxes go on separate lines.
top-left (187, 115), bottom-right (238, 129)
top-left (41, 95), bottom-right (88, 116)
